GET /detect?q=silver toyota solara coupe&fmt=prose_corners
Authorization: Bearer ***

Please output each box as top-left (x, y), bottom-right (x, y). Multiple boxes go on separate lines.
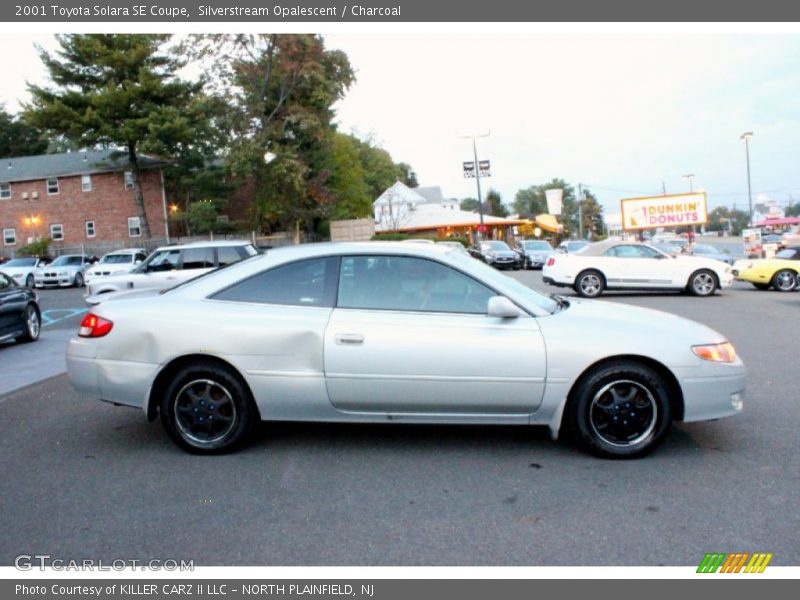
top-left (66, 242), bottom-right (746, 458)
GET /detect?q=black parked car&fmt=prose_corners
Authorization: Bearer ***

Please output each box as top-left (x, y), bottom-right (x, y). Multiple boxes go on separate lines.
top-left (0, 271), bottom-right (40, 344)
top-left (468, 241), bottom-right (522, 270)
top-left (517, 239), bottom-right (557, 270)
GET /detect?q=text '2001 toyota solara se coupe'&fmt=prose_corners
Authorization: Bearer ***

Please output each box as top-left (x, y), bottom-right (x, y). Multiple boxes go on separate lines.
top-left (66, 243), bottom-right (746, 458)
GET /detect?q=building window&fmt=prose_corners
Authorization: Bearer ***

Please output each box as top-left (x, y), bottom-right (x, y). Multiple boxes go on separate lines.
top-left (85, 221), bottom-right (96, 238)
top-left (124, 171), bottom-right (134, 190)
top-left (81, 174), bottom-right (92, 192)
top-left (128, 217), bottom-right (142, 237)
top-left (3, 228), bottom-right (15, 245)
top-left (0, 183), bottom-right (10, 200)
top-left (50, 224), bottom-right (64, 241)
top-left (46, 178), bottom-right (59, 195)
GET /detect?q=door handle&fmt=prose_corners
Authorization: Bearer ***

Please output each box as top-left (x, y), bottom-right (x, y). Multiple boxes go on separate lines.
top-left (335, 333), bottom-right (364, 345)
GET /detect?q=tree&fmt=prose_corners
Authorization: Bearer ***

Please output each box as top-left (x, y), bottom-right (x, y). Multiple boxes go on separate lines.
top-left (460, 197), bottom-right (479, 212)
top-left (327, 133), bottom-right (371, 220)
top-left (0, 106), bottom-right (47, 158)
top-left (191, 34), bottom-right (355, 233)
top-left (485, 189), bottom-right (509, 217)
top-left (576, 189), bottom-right (605, 240)
top-left (26, 34), bottom-right (201, 239)
top-left (707, 206), bottom-right (750, 235)
top-left (785, 202), bottom-right (800, 217)
top-left (513, 185), bottom-right (548, 216)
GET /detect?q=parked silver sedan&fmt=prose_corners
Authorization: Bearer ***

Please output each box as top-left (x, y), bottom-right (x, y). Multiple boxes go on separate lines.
top-left (66, 243), bottom-right (746, 458)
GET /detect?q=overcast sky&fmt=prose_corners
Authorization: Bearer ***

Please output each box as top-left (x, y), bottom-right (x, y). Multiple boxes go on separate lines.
top-left (3, 33), bottom-right (799, 215)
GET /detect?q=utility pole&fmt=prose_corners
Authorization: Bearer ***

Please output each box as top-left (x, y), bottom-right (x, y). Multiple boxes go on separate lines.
top-left (577, 183), bottom-right (584, 240)
top-left (741, 132), bottom-right (754, 227)
top-left (459, 131), bottom-right (490, 241)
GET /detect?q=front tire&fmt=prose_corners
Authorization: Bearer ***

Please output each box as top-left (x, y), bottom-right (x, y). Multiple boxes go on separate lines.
top-left (160, 362), bottom-right (258, 454)
top-left (16, 305), bottom-right (40, 343)
top-left (574, 270), bottom-right (605, 298)
top-left (25, 274), bottom-right (34, 288)
top-left (771, 269), bottom-right (796, 292)
top-left (569, 361), bottom-right (672, 458)
top-left (74, 272), bottom-right (84, 288)
top-left (688, 269), bottom-right (717, 296)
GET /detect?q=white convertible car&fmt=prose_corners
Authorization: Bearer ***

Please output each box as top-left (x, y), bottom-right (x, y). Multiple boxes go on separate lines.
top-left (543, 240), bottom-right (734, 298)
top-left (67, 242), bottom-right (745, 458)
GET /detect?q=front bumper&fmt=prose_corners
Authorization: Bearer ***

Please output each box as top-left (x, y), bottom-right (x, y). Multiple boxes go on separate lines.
top-left (675, 365), bottom-right (746, 422)
top-left (35, 276), bottom-right (74, 287)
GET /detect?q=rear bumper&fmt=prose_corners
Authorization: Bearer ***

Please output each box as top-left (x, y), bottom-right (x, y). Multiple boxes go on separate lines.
top-left (66, 337), bottom-right (157, 412)
top-left (542, 276), bottom-right (570, 288)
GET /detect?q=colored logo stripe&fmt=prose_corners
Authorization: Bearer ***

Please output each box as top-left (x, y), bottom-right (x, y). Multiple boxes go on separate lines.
top-left (697, 552), bottom-right (772, 573)
top-left (697, 553), bottom-right (726, 573)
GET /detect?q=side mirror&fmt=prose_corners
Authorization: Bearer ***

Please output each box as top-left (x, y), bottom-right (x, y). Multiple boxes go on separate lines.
top-left (488, 296), bottom-right (521, 318)
top-left (134, 260), bottom-right (142, 265)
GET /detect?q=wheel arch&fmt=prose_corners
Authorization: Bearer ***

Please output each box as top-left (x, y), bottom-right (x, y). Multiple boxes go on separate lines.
top-left (146, 354), bottom-right (259, 422)
top-left (554, 353), bottom-right (685, 437)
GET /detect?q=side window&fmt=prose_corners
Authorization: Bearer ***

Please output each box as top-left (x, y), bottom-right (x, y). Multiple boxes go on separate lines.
top-left (146, 249), bottom-right (180, 272)
top-left (338, 255), bottom-right (496, 314)
top-left (180, 247), bottom-right (215, 270)
top-left (217, 245), bottom-right (246, 267)
top-left (212, 257), bottom-right (338, 307)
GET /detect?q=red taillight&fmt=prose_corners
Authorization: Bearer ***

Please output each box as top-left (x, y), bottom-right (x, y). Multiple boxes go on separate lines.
top-left (78, 313), bottom-right (113, 338)
top-left (546, 257), bottom-right (556, 267)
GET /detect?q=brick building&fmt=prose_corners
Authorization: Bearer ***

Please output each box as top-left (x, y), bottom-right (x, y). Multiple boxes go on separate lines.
top-left (0, 149), bottom-right (168, 257)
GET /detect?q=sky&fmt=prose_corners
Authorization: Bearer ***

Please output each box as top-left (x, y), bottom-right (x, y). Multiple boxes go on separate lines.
top-left (2, 33), bottom-right (800, 215)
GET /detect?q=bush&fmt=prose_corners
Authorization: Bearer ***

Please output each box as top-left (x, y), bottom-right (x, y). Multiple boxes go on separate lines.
top-left (442, 236), bottom-right (469, 247)
top-left (17, 237), bottom-right (51, 257)
top-left (371, 233), bottom-right (412, 241)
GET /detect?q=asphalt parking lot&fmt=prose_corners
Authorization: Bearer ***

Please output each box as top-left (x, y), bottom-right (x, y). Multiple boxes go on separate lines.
top-left (0, 270), bottom-right (798, 566)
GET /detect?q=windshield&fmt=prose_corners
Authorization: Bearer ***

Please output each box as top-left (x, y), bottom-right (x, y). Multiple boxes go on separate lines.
top-left (484, 241), bottom-right (511, 251)
top-left (447, 252), bottom-right (559, 314)
top-left (692, 245), bottom-right (716, 254)
top-left (101, 254), bottom-right (133, 264)
top-left (523, 241), bottom-right (552, 251)
top-left (569, 241), bottom-right (589, 253)
top-left (51, 256), bottom-right (84, 267)
top-left (4, 258), bottom-right (37, 267)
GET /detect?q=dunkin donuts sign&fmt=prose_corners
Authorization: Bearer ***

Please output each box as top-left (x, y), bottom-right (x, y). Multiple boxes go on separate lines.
top-left (621, 192), bottom-right (708, 230)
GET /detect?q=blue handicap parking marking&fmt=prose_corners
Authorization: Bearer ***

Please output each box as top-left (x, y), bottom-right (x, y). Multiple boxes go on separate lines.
top-left (41, 308), bottom-right (89, 326)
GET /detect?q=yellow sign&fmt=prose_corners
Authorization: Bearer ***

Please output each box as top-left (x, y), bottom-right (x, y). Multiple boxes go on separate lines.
top-left (621, 192), bottom-right (708, 230)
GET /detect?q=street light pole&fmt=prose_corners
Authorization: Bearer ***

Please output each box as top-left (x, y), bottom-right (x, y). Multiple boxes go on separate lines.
top-left (682, 173), bottom-right (695, 193)
top-left (459, 131), bottom-right (490, 241)
top-left (741, 132), bottom-right (754, 227)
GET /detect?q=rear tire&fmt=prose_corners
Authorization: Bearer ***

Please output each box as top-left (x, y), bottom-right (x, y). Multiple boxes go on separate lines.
top-left (160, 361), bottom-right (258, 454)
top-left (771, 269), bottom-right (796, 292)
top-left (574, 270), bottom-right (605, 298)
top-left (568, 360), bottom-right (672, 459)
top-left (688, 270), bottom-right (718, 296)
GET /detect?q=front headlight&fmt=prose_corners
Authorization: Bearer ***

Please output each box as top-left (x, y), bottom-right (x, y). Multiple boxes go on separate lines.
top-left (692, 342), bottom-right (737, 363)
top-left (58, 271), bottom-right (68, 277)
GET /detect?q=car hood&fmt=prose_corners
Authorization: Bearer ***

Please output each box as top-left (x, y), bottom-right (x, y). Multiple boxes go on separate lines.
top-left (543, 297), bottom-right (728, 347)
top-left (43, 265), bottom-right (83, 272)
top-left (0, 266), bottom-right (33, 275)
top-left (489, 250), bottom-right (517, 258)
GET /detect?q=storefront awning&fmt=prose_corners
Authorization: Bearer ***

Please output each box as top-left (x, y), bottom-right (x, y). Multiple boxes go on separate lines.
top-left (534, 214), bottom-right (563, 233)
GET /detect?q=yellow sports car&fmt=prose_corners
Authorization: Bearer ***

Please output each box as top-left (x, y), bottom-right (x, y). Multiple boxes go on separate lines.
top-left (732, 246), bottom-right (800, 291)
